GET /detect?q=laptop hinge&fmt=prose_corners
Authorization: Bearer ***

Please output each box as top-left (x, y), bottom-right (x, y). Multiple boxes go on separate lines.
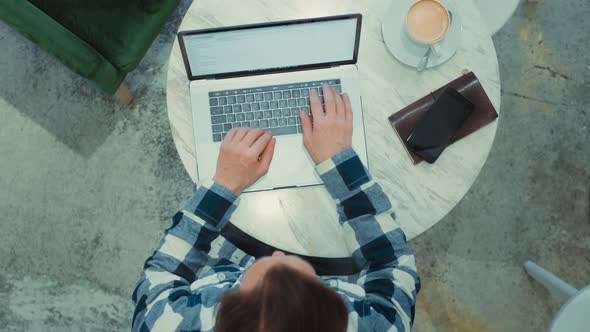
top-left (207, 64), bottom-right (338, 81)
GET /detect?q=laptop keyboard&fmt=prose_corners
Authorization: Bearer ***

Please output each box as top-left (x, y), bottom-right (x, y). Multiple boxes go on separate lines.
top-left (208, 79), bottom-right (342, 142)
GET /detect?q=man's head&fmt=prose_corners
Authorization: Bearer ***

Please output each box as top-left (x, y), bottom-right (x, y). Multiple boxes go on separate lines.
top-left (215, 251), bottom-right (348, 332)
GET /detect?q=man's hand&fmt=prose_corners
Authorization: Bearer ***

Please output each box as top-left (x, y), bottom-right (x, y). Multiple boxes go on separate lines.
top-left (300, 84), bottom-right (353, 164)
top-left (213, 128), bottom-right (276, 195)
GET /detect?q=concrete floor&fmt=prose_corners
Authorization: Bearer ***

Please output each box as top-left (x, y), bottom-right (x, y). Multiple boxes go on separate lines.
top-left (0, 0), bottom-right (588, 331)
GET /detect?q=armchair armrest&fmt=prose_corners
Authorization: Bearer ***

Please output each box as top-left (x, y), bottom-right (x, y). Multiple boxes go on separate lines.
top-left (0, 0), bottom-right (122, 94)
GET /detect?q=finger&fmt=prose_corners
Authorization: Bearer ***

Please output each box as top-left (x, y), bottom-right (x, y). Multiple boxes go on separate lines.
top-left (241, 128), bottom-right (265, 147)
top-left (309, 88), bottom-right (324, 119)
top-left (250, 131), bottom-right (273, 156)
top-left (343, 93), bottom-right (353, 122)
top-left (225, 128), bottom-right (238, 142)
top-left (322, 83), bottom-right (336, 116)
top-left (232, 128), bottom-right (249, 142)
top-left (300, 111), bottom-right (313, 146)
top-left (258, 137), bottom-right (276, 171)
top-left (334, 87), bottom-right (345, 117)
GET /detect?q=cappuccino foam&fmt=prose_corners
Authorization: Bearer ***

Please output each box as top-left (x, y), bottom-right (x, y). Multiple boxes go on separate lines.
top-left (406, 0), bottom-right (449, 43)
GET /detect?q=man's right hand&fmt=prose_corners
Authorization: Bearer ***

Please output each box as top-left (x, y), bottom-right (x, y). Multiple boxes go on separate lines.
top-left (300, 84), bottom-right (353, 164)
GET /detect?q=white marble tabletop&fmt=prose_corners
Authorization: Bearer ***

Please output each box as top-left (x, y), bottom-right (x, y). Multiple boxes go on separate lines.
top-left (166, 0), bottom-right (501, 257)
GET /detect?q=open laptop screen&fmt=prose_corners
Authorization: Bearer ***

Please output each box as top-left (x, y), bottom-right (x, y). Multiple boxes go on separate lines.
top-left (178, 14), bottom-right (361, 80)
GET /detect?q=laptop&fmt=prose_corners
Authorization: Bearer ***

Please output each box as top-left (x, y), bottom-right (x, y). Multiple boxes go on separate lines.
top-left (178, 14), bottom-right (369, 192)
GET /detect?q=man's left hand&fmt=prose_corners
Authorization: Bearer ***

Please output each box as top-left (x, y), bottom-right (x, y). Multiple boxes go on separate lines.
top-left (213, 128), bottom-right (276, 195)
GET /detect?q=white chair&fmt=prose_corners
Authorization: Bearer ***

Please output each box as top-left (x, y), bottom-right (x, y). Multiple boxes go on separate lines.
top-left (474, 0), bottom-right (520, 35)
top-left (523, 261), bottom-right (590, 332)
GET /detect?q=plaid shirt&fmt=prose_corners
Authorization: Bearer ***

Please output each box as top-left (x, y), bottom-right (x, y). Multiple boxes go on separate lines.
top-left (132, 148), bottom-right (421, 331)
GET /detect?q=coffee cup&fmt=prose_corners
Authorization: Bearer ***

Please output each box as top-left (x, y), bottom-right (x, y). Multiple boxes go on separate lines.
top-left (404, 0), bottom-right (451, 57)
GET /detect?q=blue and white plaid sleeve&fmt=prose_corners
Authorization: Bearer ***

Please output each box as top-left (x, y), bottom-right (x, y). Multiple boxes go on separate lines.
top-left (131, 179), bottom-right (251, 332)
top-left (316, 148), bottom-right (421, 332)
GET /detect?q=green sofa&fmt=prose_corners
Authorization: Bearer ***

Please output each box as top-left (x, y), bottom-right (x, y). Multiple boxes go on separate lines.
top-left (0, 0), bottom-right (180, 97)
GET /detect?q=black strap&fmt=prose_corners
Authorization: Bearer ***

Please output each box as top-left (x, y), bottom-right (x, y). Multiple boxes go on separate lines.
top-left (221, 222), bottom-right (359, 276)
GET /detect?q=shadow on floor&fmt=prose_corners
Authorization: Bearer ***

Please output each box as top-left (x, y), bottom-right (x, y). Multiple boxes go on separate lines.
top-left (0, 0), bottom-right (193, 159)
top-left (0, 20), bottom-right (125, 158)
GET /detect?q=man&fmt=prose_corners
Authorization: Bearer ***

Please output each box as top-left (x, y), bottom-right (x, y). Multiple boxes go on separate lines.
top-left (132, 84), bottom-right (421, 331)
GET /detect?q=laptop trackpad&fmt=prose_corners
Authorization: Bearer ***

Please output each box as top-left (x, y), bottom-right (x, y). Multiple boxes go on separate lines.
top-left (248, 135), bottom-right (321, 191)
top-left (196, 135), bottom-right (321, 192)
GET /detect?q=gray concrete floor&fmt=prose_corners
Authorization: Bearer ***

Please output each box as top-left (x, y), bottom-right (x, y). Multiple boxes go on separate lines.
top-left (0, 0), bottom-right (588, 331)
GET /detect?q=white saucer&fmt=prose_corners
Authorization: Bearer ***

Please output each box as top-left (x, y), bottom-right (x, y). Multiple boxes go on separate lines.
top-left (381, 0), bottom-right (462, 69)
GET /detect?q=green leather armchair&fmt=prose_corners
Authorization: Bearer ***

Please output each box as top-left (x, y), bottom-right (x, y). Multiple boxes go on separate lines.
top-left (0, 0), bottom-right (180, 102)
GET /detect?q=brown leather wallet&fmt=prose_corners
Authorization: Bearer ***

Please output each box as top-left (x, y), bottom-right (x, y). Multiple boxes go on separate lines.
top-left (388, 71), bottom-right (499, 164)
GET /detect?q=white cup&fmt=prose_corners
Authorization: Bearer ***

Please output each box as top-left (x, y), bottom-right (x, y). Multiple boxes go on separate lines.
top-left (404, 0), bottom-right (451, 57)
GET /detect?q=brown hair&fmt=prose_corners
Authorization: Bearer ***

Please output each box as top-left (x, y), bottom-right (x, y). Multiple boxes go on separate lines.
top-left (215, 264), bottom-right (348, 332)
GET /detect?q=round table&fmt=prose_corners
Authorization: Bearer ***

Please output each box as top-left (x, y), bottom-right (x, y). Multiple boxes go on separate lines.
top-left (166, 0), bottom-right (501, 257)
top-left (551, 286), bottom-right (590, 332)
